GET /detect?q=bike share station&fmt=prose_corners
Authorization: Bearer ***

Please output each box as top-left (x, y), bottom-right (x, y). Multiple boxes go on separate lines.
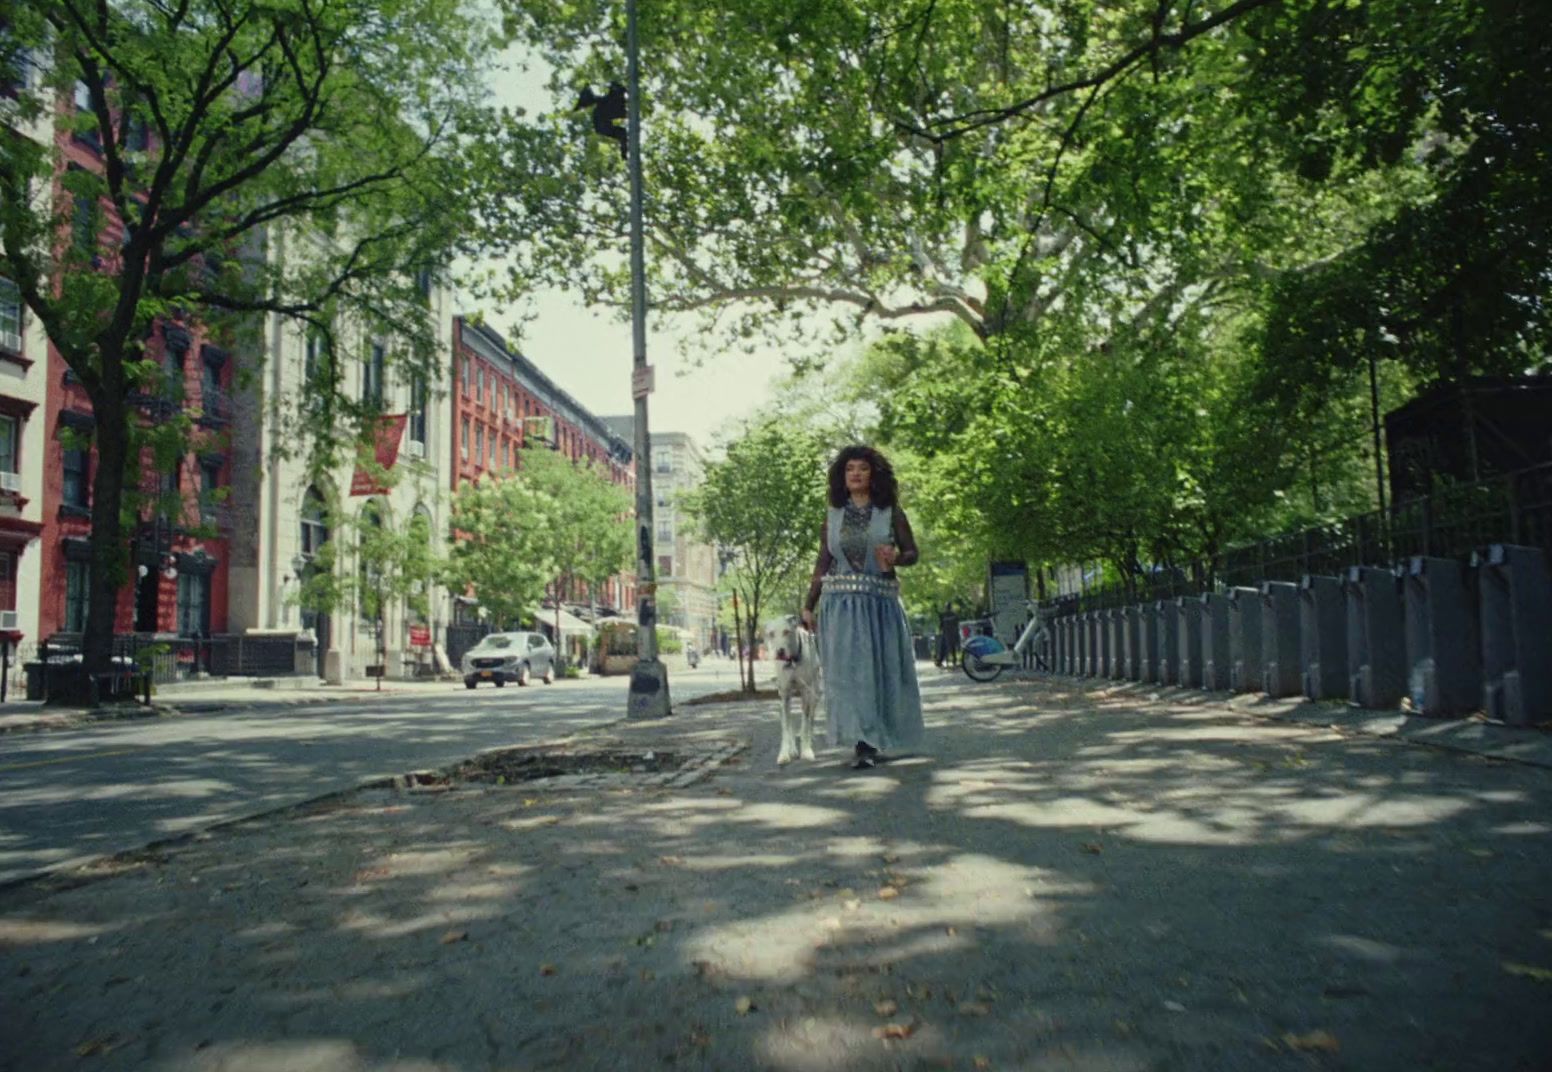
top-left (961, 560), bottom-right (1052, 681)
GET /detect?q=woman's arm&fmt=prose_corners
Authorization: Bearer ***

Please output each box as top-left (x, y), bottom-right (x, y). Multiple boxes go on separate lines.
top-left (891, 508), bottom-right (919, 569)
top-left (804, 518), bottom-right (833, 612)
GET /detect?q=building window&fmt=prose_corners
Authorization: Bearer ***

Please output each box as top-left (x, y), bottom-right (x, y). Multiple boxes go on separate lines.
top-left (0, 551), bottom-right (14, 612)
top-left (408, 373), bottom-right (427, 446)
top-left (0, 276), bottom-right (20, 353)
top-left (414, 266), bottom-right (433, 302)
top-left (65, 561), bottom-right (90, 632)
top-left (654, 450), bottom-right (672, 474)
top-left (357, 500), bottom-right (384, 625)
top-left (361, 342), bottom-right (384, 405)
top-left (199, 460), bottom-right (222, 524)
top-left (176, 570), bottom-right (211, 636)
top-left (657, 521), bottom-right (672, 543)
top-left (62, 441), bottom-right (90, 509)
top-left (460, 418), bottom-right (469, 460)
top-left (71, 192), bottom-right (94, 256)
top-left (658, 555), bottom-right (673, 577)
top-left (300, 486), bottom-right (329, 557)
top-left (0, 414), bottom-right (17, 476)
top-left (304, 332), bottom-right (323, 387)
top-left (475, 424), bottom-right (485, 466)
top-left (476, 365), bottom-right (485, 404)
top-left (461, 356), bottom-right (471, 396)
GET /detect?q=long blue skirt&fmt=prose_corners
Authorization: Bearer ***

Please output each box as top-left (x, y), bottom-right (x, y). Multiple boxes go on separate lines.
top-left (818, 587), bottom-right (924, 753)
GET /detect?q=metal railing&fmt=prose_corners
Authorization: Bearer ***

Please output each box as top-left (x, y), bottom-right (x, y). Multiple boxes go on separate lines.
top-left (1049, 461), bottom-right (1552, 616)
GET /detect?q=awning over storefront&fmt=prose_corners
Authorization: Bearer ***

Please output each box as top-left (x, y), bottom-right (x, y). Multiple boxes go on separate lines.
top-left (537, 607), bottom-right (595, 637)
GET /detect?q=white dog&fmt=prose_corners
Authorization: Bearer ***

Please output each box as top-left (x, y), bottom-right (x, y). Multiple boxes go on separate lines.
top-left (765, 615), bottom-right (823, 766)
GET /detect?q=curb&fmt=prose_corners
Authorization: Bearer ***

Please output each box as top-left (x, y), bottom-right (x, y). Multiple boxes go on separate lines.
top-left (0, 715), bottom-right (755, 898)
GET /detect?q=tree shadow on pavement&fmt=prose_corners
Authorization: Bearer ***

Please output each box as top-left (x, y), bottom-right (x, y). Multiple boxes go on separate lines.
top-left (2, 672), bottom-right (1550, 1071)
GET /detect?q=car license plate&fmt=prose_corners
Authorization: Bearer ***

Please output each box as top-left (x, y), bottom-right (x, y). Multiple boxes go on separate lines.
top-left (480, 671), bottom-right (493, 679)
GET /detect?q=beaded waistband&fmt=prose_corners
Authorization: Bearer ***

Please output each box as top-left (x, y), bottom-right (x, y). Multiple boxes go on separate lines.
top-left (821, 573), bottom-right (901, 598)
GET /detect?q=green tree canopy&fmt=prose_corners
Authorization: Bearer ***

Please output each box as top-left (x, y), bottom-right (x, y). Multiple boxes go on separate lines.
top-left (511, 446), bottom-right (634, 649)
top-left (0, 0), bottom-right (510, 672)
top-left (683, 419), bottom-right (828, 690)
top-left (442, 475), bottom-right (559, 631)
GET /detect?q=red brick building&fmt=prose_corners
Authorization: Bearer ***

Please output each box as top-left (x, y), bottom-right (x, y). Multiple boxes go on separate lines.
top-left (451, 317), bottom-right (635, 614)
top-left (34, 84), bottom-right (231, 648)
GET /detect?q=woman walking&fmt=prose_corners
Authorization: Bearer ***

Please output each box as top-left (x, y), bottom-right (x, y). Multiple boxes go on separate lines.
top-left (801, 445), bottom-right (925, 770)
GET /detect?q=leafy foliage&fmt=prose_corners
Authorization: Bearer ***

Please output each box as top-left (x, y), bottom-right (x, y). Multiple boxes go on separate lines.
top-left (683, 420), bottom-right (828, 690)
top-left (442, 476), bottom-right (559, 630)
top-left (0, 0), bottom-right (509, 670)
top-left (510, 446), bottom-right (634, 646)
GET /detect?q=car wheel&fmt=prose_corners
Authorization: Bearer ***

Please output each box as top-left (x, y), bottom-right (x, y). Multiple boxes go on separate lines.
top-left (464, 678), bottom-right (477, 690)
top-left (494, 677), bottom-right (506, 688)
top-left (542, 664), bottom-right (555, 684)
top-left (516, 662), bottom-right (531, 687)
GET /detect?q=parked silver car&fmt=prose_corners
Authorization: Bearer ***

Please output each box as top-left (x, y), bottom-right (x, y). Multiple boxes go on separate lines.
top-left (461, 632), bottom-right (556, 688)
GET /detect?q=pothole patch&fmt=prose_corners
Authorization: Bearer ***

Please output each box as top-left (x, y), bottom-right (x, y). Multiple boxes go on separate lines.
top-left (385, 742), bottom-right (745, 794)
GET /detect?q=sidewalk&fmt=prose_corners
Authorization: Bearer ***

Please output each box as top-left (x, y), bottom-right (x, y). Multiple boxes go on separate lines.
top-left (2, 674), bottom-right (1550, 1070)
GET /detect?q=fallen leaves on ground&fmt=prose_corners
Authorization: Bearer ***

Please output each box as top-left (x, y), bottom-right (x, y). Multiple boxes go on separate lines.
top-left (539, 963), bottom-right (557, 976)
top-left (1502, 961), bottom-right (1552, 982)
top-left (1081, 842), bottom-right (1103, 855)
top-left (734, 995), bottom-right (755, 1015)
top-left (874, 999), bottom-right (898, 1017)
top-left (1281, 1030), bottom-right (1340, 1053)
top-left (439, 930), bottom-right (468, 945)
top-left (958, 1002), bottom-right (991, 1017)
top-left (877, 886), bottom-right (900, 900)
top-left (872, 1021), bottom-right (917, 1040)
top-left (74, 1037), bottom-right (119, 1057)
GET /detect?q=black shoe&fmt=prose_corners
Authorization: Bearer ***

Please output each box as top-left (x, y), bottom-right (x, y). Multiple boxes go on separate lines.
top-left (854, 740), bottom-right (879, 758)
top-left (850, 754), bottom-right (877, 770)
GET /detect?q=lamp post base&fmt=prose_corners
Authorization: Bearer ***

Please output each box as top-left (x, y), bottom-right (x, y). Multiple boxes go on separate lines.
top-left (628, 659), bottom-right (672, 720)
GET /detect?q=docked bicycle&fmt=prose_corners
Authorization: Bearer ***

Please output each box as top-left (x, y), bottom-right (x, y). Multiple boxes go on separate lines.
top-left (960, 600), bottom-right (1051, 682)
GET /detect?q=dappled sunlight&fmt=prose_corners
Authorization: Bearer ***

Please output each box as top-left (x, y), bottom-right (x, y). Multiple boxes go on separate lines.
top-left (4, 674), bottom-right (1550, 1069)
top-left (0, 916), bottom-right (127, 945)
top-left (673, 852), bottom-right (807, 873)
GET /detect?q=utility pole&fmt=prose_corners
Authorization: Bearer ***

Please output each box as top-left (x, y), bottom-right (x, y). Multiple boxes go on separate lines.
top-left (623, 0), bottom-right (670, 719)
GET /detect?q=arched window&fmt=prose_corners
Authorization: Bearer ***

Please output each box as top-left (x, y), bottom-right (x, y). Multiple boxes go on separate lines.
top-left (408, 504), bottom-right (435, 625)
top-left (299, 486), bottom-right (330, 559)
top-left (358, 499), bottom-right (385, 626)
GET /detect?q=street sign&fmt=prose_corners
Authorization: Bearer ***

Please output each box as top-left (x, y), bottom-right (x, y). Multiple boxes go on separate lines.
top-left (631, 365), bottom-right (654, 400)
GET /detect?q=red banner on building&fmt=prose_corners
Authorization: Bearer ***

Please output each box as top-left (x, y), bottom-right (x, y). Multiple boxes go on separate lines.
top-left (408, 624), bottom-right (431, 648)
top-left (350, 414), bottom-right (409, 496)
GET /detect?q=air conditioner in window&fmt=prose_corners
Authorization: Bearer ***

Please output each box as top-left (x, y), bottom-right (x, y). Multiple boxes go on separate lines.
top-left (0, 610), bottom-right (18, 631)
top-left (403, 439), bottom-right (425, 459)
top-left (0, 329), bottom-right (20, 354)
top-left (0, 471), bottom-right (21, 494)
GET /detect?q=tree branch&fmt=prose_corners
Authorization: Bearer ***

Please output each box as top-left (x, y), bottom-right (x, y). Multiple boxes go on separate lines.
top-left (898, 0), bottom-right (1280, 143)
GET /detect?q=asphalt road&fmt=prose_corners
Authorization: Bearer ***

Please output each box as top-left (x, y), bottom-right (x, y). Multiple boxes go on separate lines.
top-left (0, 663), bottom-right (747, 886)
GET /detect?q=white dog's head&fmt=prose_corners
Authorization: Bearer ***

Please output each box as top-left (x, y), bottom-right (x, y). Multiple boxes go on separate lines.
top-left (764, 615), bottom-right (809, 665)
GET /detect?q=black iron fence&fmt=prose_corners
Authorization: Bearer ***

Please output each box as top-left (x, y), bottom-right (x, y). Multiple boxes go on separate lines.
top-left (25, 631), bottom-right (313, 701)
top-left (1052, 461), bottom-right (1552, 615)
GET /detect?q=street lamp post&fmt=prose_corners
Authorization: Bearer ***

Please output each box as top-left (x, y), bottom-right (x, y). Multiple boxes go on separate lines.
top-left (624, 0), bottom-right (670, 719)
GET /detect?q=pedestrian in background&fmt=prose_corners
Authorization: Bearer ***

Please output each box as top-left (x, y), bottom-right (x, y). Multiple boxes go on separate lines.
top-left (802, 445), bottom-right (924, 770)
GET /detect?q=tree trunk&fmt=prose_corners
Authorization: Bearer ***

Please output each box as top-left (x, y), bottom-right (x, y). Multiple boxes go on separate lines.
top-left (83, 392), bottom-right (130, 679)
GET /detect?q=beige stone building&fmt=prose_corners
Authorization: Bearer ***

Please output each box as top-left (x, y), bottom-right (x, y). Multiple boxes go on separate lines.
top-left (602, 421), bottom-right (718, 651)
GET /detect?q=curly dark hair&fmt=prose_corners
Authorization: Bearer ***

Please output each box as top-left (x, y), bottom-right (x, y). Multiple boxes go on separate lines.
top-left (827, 444), bottom-right (898, 508)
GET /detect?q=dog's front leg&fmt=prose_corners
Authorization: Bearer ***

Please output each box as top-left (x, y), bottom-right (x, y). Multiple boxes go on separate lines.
top-left (799, 689), bottom-right (817, 762)
top-left (776, 691), bottom-right (796, 766)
